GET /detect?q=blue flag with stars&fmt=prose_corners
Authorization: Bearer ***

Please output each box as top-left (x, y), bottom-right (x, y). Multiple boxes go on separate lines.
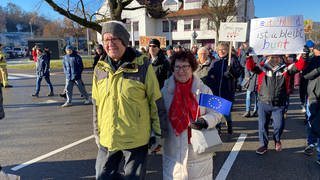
top-left (199, 93), bottom-right (232, 116)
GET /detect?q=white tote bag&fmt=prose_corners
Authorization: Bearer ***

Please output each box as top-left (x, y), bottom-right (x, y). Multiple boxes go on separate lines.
top-left (190, 128), bottom-right (222, 154)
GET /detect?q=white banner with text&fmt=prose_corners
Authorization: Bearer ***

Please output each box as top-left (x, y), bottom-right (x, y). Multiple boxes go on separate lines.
top-left (249, 15), bottom-right (305, 55)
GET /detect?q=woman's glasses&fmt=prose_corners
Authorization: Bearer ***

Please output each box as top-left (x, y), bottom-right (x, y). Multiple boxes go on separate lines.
top-left (174, 65), bottom-right (191, 71)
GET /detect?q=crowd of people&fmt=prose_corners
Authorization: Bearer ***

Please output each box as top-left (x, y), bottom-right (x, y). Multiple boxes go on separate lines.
top-left (91, 20), bottom-right (320, 179)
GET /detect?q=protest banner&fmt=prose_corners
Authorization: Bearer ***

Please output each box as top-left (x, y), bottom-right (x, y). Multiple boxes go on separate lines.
top-left (249, 15), bottom-right (305, 55)
top-left (139, 36), bottom-right (166, 48)
top-left (219, 22), bottom-right (248, 66)
top-left (219, 22), bottom-right (248, 42)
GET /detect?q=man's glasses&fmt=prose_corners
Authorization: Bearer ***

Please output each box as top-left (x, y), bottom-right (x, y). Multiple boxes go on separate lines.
top-left (102, 37), bottom-right (121, 44)
top-left (174, 65), bottom-right (191, 71)
top-left (149, 45), bottom-right (158, 48)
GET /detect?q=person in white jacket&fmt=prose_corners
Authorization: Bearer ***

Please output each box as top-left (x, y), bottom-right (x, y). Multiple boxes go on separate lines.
top-left (161, 51), bottom-right (223, 180)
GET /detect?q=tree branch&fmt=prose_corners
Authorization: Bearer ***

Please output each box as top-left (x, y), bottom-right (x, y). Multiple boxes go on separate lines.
top-left (44, 0), bottom-right (102, 33)
top-left (123, 5), bottom-right (146, 11)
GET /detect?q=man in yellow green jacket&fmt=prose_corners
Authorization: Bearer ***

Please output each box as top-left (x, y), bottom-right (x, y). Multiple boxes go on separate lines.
top-left (0, 44), bottom-right (12, 88)
top-left (93, 21), bottom-right (167, 180)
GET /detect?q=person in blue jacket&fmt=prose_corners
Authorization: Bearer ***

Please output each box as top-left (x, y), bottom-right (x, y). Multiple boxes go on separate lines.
top-left (61, 45), bottom-right (90, 107)
top-left (32, 45), bottom-right (54, 97)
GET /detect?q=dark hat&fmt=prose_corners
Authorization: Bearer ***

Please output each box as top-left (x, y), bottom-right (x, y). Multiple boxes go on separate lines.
top-left (306, 40), bottom-right (315, 48)
top-left (314, 43), bottom-right (320, 50)
top-left (101, 21), bottom-right (130, 46)
top-left (65, 45), bottom-right (75, 51)
top-left (149, 39), bottom-right (160, 48)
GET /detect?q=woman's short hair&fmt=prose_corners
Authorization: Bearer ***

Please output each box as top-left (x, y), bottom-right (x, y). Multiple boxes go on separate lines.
top-left (170, 51), bottom-right (198, 72)
top-left (217, 42), bottom-right (229, 50)
top-left (197, 46), bottom-right (209, 55)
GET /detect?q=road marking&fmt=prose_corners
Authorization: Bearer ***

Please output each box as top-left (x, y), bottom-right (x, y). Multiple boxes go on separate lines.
top-left (215, 133), bottom-right (247, 180)
top-left (8, 73), bottom-right (57, 80)
top-left (41, 100), bottom-right (59, 104)
top-left (11, 135), bottom-right (94, 171)
top-left (235, 92), bottom-right (246, 97)
top-left (8, 73), bottom-right (36, 80)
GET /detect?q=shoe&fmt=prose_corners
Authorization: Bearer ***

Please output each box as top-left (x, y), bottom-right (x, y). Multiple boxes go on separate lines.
top-left (32, 93), bottom-right (39, 97)
top-left (47, 92), bottom-right (54, 96)
top-left (252, 111), bottom-right (258, 117)
top-left (4, 85), bottom-right (13, 88)
top-left (304, 145), bottom-right (315, 156)
top-left (275, 141), bottom-right (282, 152)
top-left (61, 102), bottom-right (72, 107)
top-left (242, 111), bottom-right (251, 118)
top-left (256, 146), bottom-right (267, 155)
top-left (84, 99), bottom-right (91, 105)
top-left (300, 105), bottom-right (306, 113)
top-left (59, 93), bottom-right (67, 98)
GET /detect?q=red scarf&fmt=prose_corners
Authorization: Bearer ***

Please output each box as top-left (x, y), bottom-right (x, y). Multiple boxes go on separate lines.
top-left (169, 78), bottom-right (199, 138)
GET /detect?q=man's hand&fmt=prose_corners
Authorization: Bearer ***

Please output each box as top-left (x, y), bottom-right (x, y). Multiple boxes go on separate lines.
top-left (223, 71), bottom-right (233, 79)
top-left (149, 136), bottom-right (162, 153)
top-left (190, 118), bottom-right (208, 130)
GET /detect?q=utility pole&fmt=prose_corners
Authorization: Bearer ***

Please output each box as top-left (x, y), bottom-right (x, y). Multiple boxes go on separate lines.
top-left (29, 22), bottom-right (33, 38)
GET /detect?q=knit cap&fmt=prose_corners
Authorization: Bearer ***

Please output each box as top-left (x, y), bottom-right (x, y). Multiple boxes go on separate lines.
top-left (149, 39), bottom-right (160, 48)
top-left (101, 21), bottom-right (130, 46)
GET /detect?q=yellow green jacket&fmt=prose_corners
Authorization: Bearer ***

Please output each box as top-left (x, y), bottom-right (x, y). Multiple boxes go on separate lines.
top-left (0, 51), bottom-right (7, 66)
top-left (92, 49), bottom-right (164, 151)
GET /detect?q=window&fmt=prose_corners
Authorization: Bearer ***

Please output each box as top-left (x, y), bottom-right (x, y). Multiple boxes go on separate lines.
top-left (208, 19), bottom-right (215, 30)
top-left (184, 20), bottom-right (191, 31)
top-left (163, 21), bottom-right (169, 32)
top-left (193, 19), bottom-right (200, 30)
top-left (125, 22), bottom-right (131, 32)
top-left (133, 21), bottom-right (139, 31)
top-left (171, 21), bottom-right (177, 31)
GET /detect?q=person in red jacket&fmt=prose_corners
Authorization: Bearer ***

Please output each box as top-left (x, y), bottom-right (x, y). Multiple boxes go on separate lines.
top-left (32, 45), bottom-right (38, 63)
top-left (246, 54), bottom-right (306, 155)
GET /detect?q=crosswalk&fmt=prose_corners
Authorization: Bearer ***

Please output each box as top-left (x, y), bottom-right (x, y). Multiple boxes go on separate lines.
top-left (8, 73), bottom-right (36, 80)
top-left (8, 73), bottom-right (57, 80)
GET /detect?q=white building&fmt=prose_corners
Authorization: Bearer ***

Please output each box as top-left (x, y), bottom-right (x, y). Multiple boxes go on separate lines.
top-left (97, 0), bottom-right (255, 49)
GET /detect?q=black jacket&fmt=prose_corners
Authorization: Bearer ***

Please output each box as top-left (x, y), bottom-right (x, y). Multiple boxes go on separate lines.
top-left (303, 55), bottom-right (320, 102)
top-left (206, 55), bottom-right (243, 101)
top-left (150, 51), bottom-right (171, 89)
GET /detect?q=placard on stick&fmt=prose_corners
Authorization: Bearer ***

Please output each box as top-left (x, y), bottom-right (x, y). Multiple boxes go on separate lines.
top-left (219, 22), bottom-right (248, 42)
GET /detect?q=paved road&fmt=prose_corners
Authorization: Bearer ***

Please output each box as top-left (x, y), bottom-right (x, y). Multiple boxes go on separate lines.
top-left (0, 68), bottom-right (319, 180)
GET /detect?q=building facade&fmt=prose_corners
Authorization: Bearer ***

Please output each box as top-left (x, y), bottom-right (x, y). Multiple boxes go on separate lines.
top-left (97, 0), bottom-right (255, 49)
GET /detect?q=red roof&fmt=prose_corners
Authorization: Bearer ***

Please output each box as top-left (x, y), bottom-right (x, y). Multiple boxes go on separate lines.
top-left (166, 8), bottom-right (210, 18)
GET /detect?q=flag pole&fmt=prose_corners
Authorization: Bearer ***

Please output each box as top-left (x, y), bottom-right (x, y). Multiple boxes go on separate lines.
top-left (228, 41), bottom-right (233, 67)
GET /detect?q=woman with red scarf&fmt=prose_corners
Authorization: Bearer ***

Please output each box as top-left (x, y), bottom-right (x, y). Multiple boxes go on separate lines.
top-left (161, 51), bottom-right (223, 179)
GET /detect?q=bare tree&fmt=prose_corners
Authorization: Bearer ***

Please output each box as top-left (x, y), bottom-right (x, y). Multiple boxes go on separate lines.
top-left (42, 20), bottom-right (65, 38)
top-left (0, 7), bottom-right (6, 32)
top-left (203, 0), bottom-right (238, 41)
top-left (44, 0), bottom-right (168, 33)
top-left (63, 17), bottom-right (86, 50)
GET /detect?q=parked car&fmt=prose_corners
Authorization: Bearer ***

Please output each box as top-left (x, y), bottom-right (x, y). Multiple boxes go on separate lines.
top-left (2, 47), bottom-right (16, 59)
top-left (13, 47), bottom-right (25, 57)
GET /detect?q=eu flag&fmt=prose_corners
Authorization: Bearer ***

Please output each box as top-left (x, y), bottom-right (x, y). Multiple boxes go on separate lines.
top-left (199, 93), bottom-right (232, 116)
